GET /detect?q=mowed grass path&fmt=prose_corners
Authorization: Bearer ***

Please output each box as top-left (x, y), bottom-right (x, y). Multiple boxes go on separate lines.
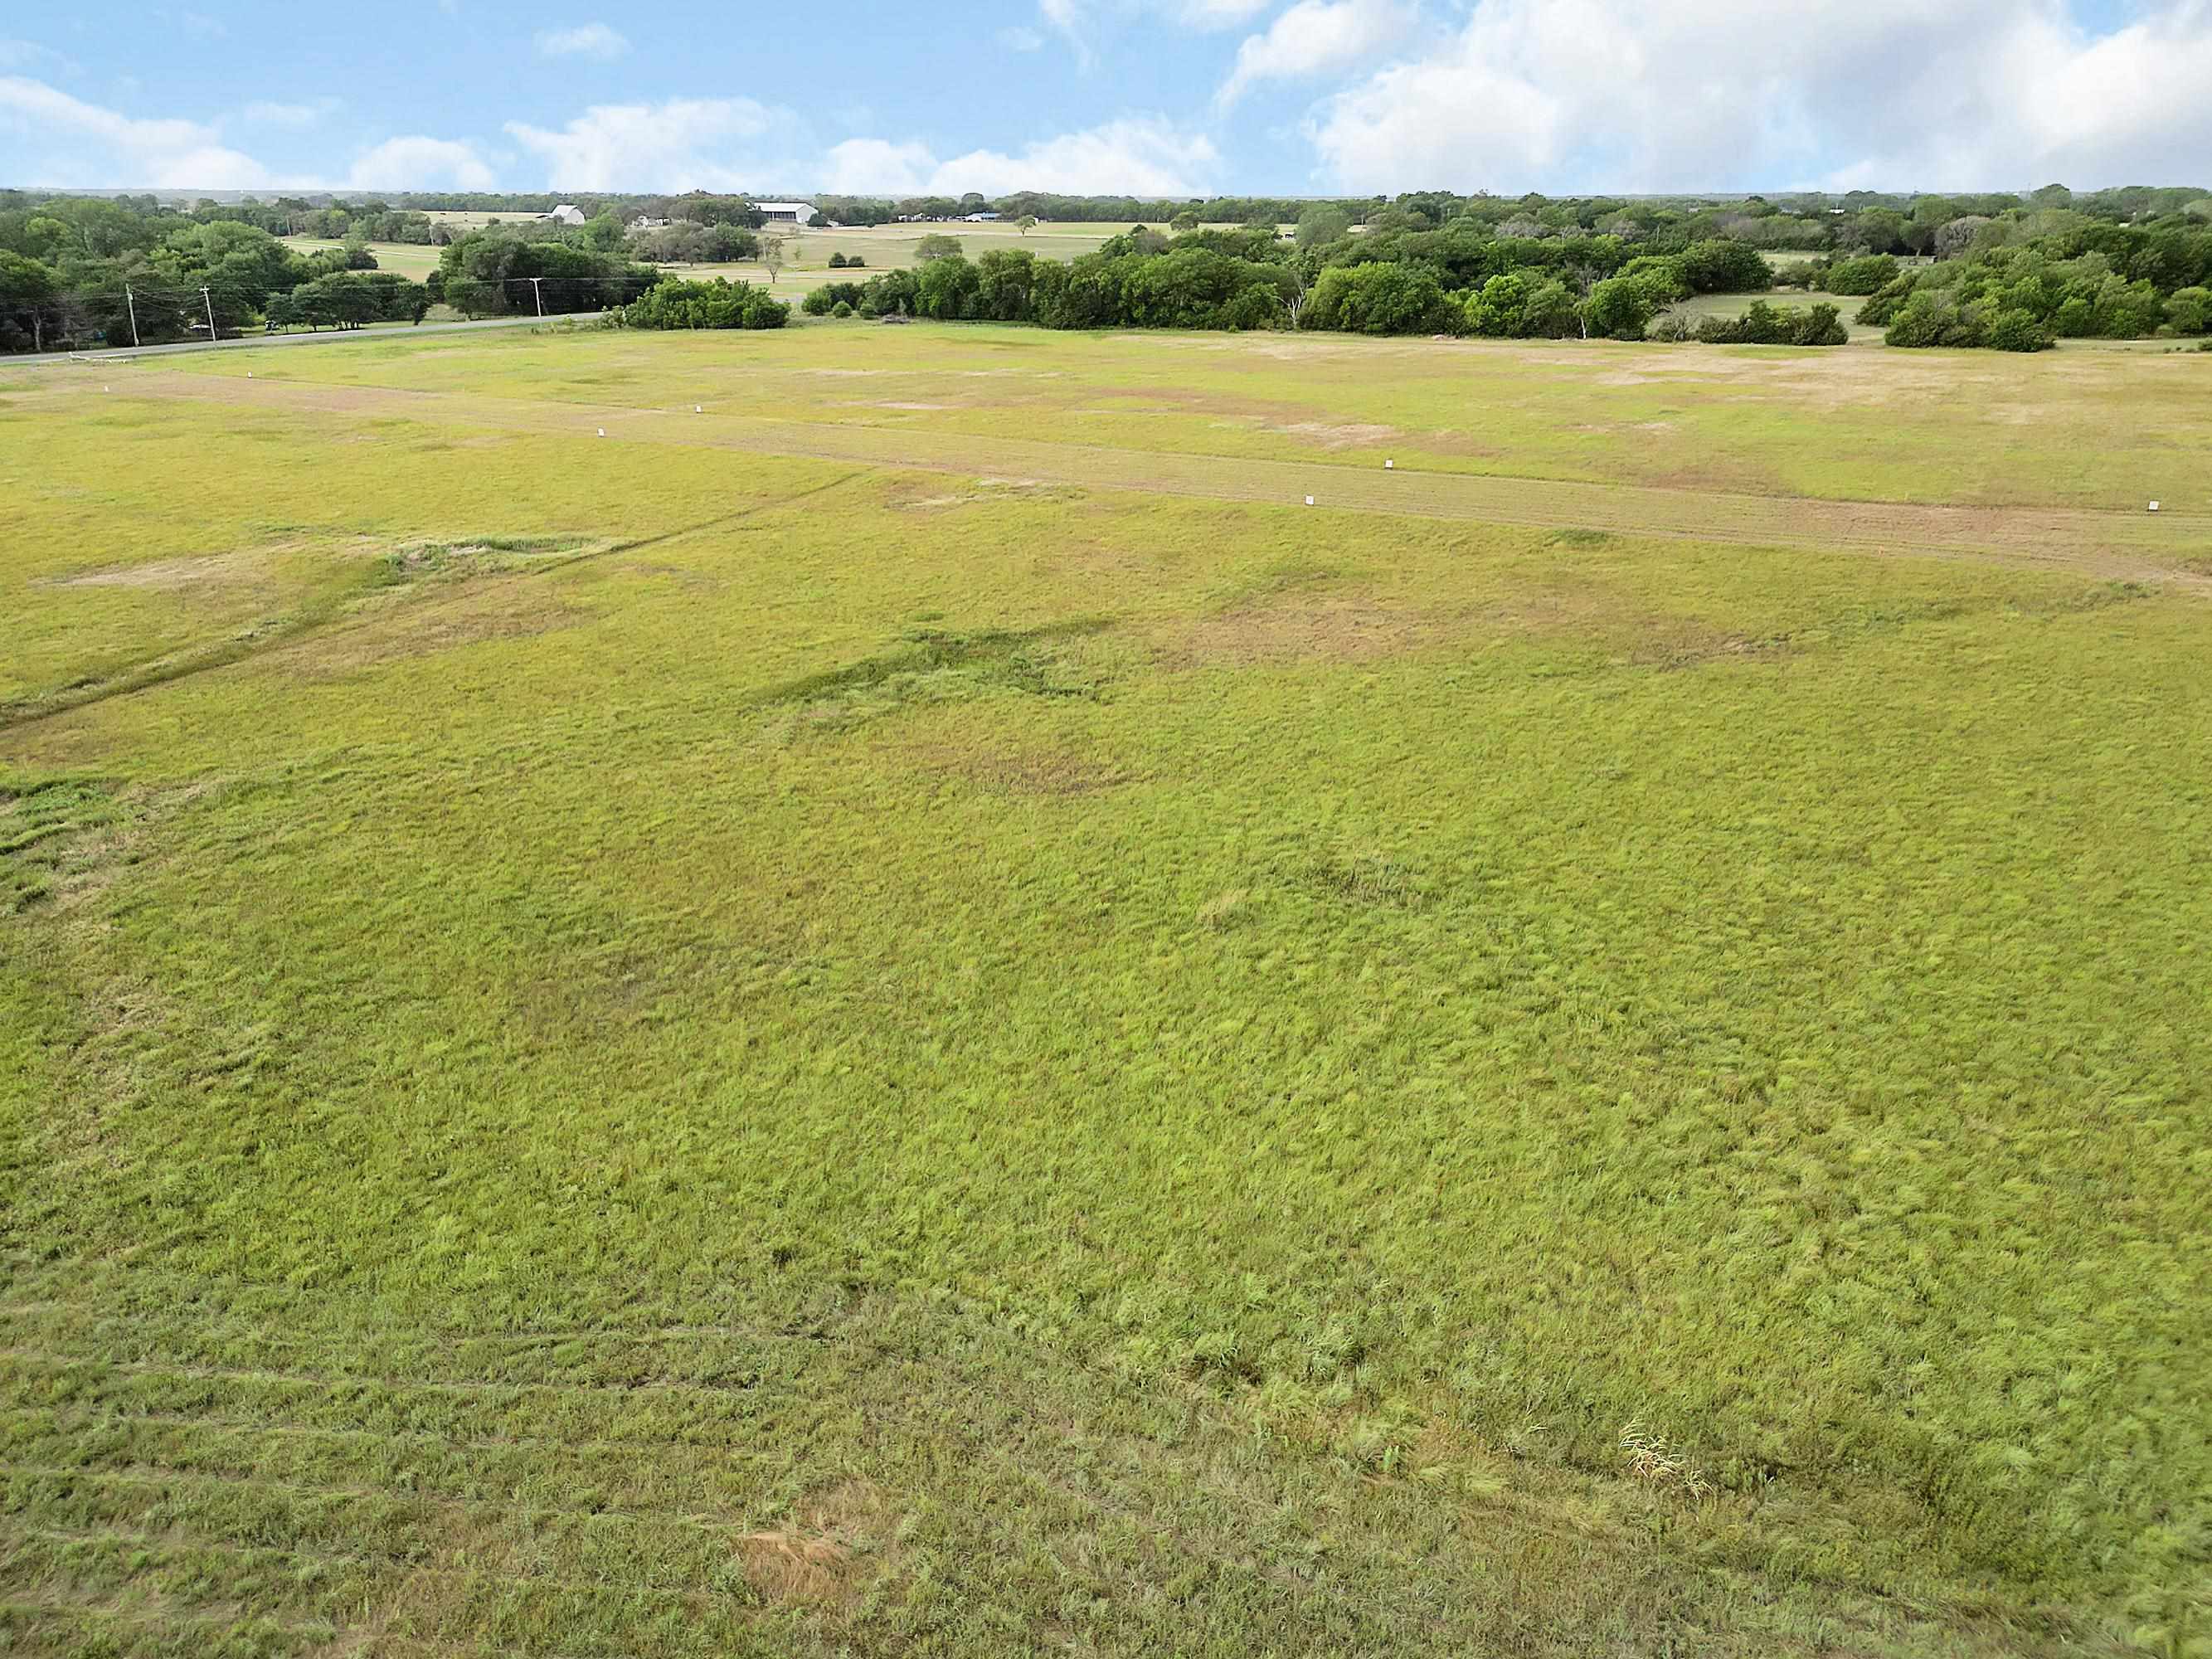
top-left (3, 324), bottom-right (2210, 1657)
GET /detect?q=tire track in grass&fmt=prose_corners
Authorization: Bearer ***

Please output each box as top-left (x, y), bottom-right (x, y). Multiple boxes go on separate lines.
top-left (0, 468), bottom-right (878, 734)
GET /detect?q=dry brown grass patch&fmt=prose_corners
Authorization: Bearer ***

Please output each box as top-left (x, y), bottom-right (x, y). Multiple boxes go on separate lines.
top-left (1272, 419), bottom-right (1399, 449)
top-left (1476, 586), bottom-right (1757, 667)
top-left (735, 1479), bottom-right (895, 1605)
top-left (289, 586), bottom-right (586, 677)
top-left (1171, 595), bottom-right (1437, 665)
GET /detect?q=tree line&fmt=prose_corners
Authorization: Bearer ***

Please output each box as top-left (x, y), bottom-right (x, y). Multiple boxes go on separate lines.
top-left (8, 185), bottom-right (2212, 353)
top-left (0, 197), bottom-right (434, 350)
top-left (784, 225), bottom-right (1788, 342)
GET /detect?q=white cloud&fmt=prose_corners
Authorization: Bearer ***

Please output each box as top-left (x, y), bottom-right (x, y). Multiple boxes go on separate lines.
top-left (535, 22), bottom-right (630, 59)
top-left (1217, 0), bottom-right (1408, 109)
top-left (505, 97), bottom-right (801, 189)
top-left (348, 134), bottom-right (498, 191)
top-left (821, 137), bottom-right (939, 195)
top-left (0, 75), bottom-right (277, 188)
top-left (1176, 0), bottom-right (1271, 27)
top-left (999, 23), bottom-right (1047, 49)
top-left (824, 117), bottom-right (1217, 197)
top-left (1309, 0), bottom-right (2212, 192)
top-left (243, 97), bottom-right (339, 128)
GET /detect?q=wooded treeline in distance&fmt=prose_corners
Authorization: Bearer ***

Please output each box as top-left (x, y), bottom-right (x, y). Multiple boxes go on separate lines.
top-left (5, 185), bottom-right (2210, 353)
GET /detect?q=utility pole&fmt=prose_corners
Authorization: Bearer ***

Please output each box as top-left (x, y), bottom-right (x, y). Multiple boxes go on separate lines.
top-left (201, 285), bottom-right (219, 342)
top-left (125, 284), bottom-right (141, 348)
top-left (527, 276), bottom-right (545, 318)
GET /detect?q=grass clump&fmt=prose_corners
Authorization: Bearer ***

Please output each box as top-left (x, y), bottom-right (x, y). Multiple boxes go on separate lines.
top-left (0, 774), bottom-right (121, 912)
top-left (756, 620), bottom-right (1114, 734)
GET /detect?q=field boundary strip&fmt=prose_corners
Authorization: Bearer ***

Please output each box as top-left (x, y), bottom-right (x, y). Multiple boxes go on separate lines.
top-left (81, 374), bottom-right (2212, 586)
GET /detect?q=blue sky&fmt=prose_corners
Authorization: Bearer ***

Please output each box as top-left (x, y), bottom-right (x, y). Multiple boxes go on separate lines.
top-left (4, 0), bottom-right (2210, 197)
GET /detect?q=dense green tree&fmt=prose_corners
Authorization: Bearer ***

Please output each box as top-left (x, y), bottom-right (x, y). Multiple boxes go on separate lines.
top-left (2166, 287), bottom-right (2211, 333)
top-left (1462, 270), bottom-right (1577, 338)
top-left (916, 253), bottom-right (981, 319)
top-left (1825, 254), bottom-right (1899, 295)
top-left (438, 231), bottom-right (658, 316)
top-left (1301, 262), bottom-right (1454, 335)
top-left (1295, 206), bottom-right (1352, 249)
top-left (620, 277), bottom-right (787, 329)
top-left (1670, 239), bottom-right (1774, 293)
top-left (1581, 271), bottom-right (1674, 338)
top-left (0, 250), bottom-right (59, 351)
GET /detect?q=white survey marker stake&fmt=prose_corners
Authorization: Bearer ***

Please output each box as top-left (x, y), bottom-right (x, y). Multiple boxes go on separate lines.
top-left (2148, 500), bottom-right (2161, 512)
top-left (694, 405), bottom-right (702, 413)
top-left (1305, 495), bottom-right (1315, 507)
top-left (597, 428), bottom-right (606, 437)
top-left (1385, 459), bottom-right (1394, 469)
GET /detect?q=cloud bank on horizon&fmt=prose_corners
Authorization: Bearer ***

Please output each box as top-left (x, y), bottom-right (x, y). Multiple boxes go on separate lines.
top-left (4, 0), bottom-right (2209, 197)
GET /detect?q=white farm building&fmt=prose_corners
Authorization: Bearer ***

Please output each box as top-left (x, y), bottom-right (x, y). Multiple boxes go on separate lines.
top-left (751, 201), bottom-right (818, 226)
top-left (544, 204), bottom-right (586, 226)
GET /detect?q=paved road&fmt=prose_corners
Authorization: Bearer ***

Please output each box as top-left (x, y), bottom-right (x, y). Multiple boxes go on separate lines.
top-left (13, 311), bottom-right (610, 368)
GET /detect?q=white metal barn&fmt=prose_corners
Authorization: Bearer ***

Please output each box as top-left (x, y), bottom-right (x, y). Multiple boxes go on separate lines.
top-left (751, 202), bottom-right (819, 226)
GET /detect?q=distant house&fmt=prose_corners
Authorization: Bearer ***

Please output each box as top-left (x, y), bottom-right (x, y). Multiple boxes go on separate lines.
top-left (962, 211), bottom-right (1000, 222)
top-left (545, 204), bottom-right (586, 226)
top-left (631, 215), bottom-right (673, 230)
top-left (751, 201), bottom-right (818, 226)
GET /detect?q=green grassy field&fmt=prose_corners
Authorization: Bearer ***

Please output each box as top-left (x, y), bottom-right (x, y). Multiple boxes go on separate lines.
top-left (284, 221), bottom-right (1207, 304)
top-left (281, 239), bottom-right (445, 280)
top-left (649, 220), bottom-right (1218, 300)
top-left (3, 323), bottom-right (2210, 1658)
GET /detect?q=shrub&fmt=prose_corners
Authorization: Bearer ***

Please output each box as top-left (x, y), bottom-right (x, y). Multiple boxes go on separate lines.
top-left (621, 278), bottom-right (788, 330)
top-left (1854, 275), bottom-right (1919, 326)
top-left (2162, 286), bottom-right (2209, 334)
top-left (1694, 300), bottom-right (1847, 346)
top-left (802, 281), bottom-right (865, 316)
top-left (1984, 308), bottom-right (2057, 352)
top-left (1883, 292), bottom-right (1983, 348)
top-left (830, 299), bottom-right (853, 319)
top-left (1672, 239), bottom-right (1775, 294)
top-left (1826, 254), bottom-right (1900, 296)
top-left (827, 251), bottom-right (847, 269)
